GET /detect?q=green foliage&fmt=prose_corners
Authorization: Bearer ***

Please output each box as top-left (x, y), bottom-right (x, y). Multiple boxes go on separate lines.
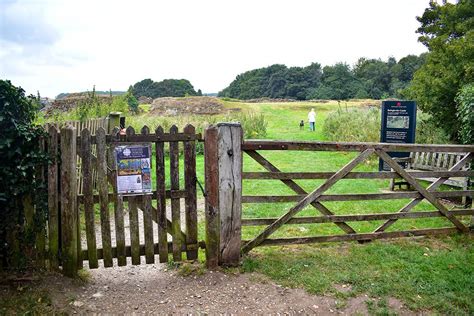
top-left (416, 112), bottom-right (451, 144)
top-left (323, 107), bottom-right (381, 142)
top-left (406, 0), bottom-right (474, 141)
top-left (219, 55), bottom-right (425, 101)
top-left (224, 112), bottom-right (268, 139)
top-left (219, 63), bottom-right (323, 100)
top-left (131, 78), bottom-right (199, 99)
top-left (0, 80), bottom-right (48, 268)
top-left (455, 83), bottom-right (474, 145)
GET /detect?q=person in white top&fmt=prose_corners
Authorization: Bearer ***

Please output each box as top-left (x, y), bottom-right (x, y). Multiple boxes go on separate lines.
top-left (308, 108), bottom-right (316, 131)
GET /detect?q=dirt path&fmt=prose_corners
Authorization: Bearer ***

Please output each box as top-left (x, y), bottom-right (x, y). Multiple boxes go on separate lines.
top-left (59, 200), bottom-right (416, 314)
top-left (43, 262), bottom-right (413, 315)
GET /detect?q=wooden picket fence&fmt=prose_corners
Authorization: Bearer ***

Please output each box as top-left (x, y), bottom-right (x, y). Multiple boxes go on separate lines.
top-left (47, 124), bottom-right (202, 276)
top-left (34, 121), bottom-right (474, 275)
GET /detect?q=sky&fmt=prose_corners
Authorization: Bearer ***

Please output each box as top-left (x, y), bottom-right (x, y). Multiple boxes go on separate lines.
top-left (0, 0), bottom-right (430, 98)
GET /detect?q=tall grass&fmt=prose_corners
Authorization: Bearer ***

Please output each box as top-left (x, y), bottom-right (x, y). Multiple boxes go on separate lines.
top-left (323, 107), bottom-right (451, 144)
top-left (323, 107), bottom-right (381, 142)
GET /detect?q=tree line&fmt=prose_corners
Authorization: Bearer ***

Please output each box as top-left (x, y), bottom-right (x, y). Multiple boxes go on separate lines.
top-left (131, 78), bottom-right (202, 99)
top-left (218, 55), bottom-right (426, 101)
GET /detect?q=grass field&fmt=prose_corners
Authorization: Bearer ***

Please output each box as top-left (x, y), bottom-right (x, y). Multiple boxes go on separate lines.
top-left (170, 99), bottom-right (471, 315)
top-left (82, 99), bottom-right (473, 314)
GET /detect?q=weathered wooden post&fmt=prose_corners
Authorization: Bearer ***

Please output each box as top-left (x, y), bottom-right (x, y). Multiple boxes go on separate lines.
top-left (204, 123), bottom-right (242, 268)
top-left (108, 111), bottom-right (121, 133)
top-left (60, 126), bottom-right (78, 277)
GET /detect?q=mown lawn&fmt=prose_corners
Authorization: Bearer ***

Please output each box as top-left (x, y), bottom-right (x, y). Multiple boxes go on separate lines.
top-left (84, 100), bottom-right (472, 314)
top-left (217, 100), bottom-right (473, 314)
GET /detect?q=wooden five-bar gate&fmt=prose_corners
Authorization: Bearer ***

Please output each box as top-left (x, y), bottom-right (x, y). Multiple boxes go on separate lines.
top-left (38, 122), bottom-right (473, 275)
top-left (203, 124), bottom-right (474, 268)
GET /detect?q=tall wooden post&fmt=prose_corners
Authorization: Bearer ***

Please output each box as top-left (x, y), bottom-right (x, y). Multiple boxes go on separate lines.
top-left (205, 123), bottom-right (242, 268)
top-left (60, 126), bottom-right (78, 277)
top-left (108, 112), bottom-right (121, 133)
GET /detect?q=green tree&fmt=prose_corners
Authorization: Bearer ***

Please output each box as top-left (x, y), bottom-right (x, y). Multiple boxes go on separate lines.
top-left (407, 0), bottom-right (474, 140)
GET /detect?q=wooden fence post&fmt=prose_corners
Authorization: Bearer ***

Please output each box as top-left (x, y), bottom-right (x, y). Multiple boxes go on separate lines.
top-left (108, 112), bottom-right (121, 133)
top-left (60, 126), bottom-right (78, 277)
top-left (204, 123), bottom-right (243, 268)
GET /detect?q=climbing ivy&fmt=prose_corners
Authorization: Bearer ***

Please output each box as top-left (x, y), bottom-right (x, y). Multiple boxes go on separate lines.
top-left (0, 80), bottom-right (49, 268)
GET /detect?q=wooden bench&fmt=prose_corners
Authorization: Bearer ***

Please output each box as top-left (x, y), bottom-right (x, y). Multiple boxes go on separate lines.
top-left (390, 152), bottom-right (472, 206)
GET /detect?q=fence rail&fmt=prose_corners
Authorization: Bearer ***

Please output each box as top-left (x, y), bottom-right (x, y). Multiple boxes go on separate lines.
top-left (239, 139), bottom-right (474, 254)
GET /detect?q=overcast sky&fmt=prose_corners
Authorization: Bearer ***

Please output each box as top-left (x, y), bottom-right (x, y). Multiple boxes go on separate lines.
top-left (0, 0), bottom-right (430, 98)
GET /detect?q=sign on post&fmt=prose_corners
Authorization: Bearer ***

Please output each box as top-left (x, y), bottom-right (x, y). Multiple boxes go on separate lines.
top-left (115, 145), bottom-right (152, 195)
top-left (379, 100), bottom-right (417, 171)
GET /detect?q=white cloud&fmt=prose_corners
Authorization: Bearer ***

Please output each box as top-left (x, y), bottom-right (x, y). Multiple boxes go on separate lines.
top-left (0, 0), bottom-right (428, 98)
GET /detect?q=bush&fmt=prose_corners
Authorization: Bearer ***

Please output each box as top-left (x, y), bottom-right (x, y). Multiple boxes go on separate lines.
top-left (323, 107), bottom-right (381, 142)
top-left (416, 112), bottom-right (451, 144)
top-left (224, 112), bottom-right (268, 139)
top-left (455, 84), bottom-right (474, 145)
top-left (0, 80), bottom-right (48, 268)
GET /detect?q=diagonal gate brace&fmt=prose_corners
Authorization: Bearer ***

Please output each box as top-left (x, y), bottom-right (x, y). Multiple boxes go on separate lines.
top-left (376, 149), bottom-right (469, 233)
top-left (242, 148), bottom-right (374, 253)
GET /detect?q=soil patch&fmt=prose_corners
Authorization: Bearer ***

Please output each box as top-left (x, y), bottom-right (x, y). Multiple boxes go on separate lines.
top-left (149, 96), bottom-right (226, 116)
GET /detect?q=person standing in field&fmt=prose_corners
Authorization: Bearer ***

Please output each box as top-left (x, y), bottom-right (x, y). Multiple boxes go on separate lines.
top-left (308, 108), bottom-right (316, 131)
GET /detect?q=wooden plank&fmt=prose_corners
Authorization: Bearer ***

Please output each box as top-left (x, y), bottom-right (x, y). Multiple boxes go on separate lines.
top-left (376, 149), bottom-right (469, 233)
top-left (241, 209), bottom-right (474, 225)
top-left (155, 126), bottom-right (168, 263)
top-left (242, 140), bottom-right (474, 153)
top-left (142, 193), bottom-right (155, 264)
top-left (81, 240), bottom-right (207, 260)
top-left (78, 133), bottom-right (203, 144)
top-left (374, 153), bottom-right (473, 233)
top-left (242, 190), bottom-right (474, 203)
top-left (244, 150), bottom-right (359, 236)
top-left (138, 126), bottom-right (155, 264)
top-left (81, 128), bottom-right (98, 269)
top-left (96, 127), bottom-right (113, 267)
top-left (245, 227), bottom-right (459, 246)
top-left (204, 125), bottom-right (219, 269)
top-left (77, 189), bottom-right (188, 204)
top-left (184, 124), bottom-right (198, 260)
top-left (169, 125), bottom-right (182, 262)
top-left (242, 170), bottom-right (474, 180)
top-left (128, 197), bottom-right (141, 265)
top-left (35, 137), bottom-right (46, 268)
top-left (60, 126), bottom-right (78, 277)
top-left (217, 123), bottom-right (243, 266)
top-left (241, 148), bottom-right (374, 254)
top-left (111, 128), bottom-right (126, 267)
top-left (47, 126), bottom-right (59, 270)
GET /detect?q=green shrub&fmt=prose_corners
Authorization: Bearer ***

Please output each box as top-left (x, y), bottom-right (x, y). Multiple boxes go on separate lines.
top-left (0, 80), bottom-right (49, 268)
top-left (455, 83), bottom-right (474, 145)
top-left (416, 112), bottom-right (451, 144)
top-left (323, 107), bottom-right (381, 142)
top-left (224, 112), bottom-right (268, 139)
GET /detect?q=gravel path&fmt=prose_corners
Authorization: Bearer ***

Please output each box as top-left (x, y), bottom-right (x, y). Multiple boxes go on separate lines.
top-left (45, 264), bottom-right (413, 315)
top-left (61, 199), bottom-right (414, 314)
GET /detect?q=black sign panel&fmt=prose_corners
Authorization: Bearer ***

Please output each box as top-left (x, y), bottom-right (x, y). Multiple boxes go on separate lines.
top-left (379, 100), bottom-right (416, 171)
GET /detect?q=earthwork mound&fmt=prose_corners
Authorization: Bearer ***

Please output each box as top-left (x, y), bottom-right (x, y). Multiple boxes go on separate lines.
top-left (149, 96), bottom-right (225, 116)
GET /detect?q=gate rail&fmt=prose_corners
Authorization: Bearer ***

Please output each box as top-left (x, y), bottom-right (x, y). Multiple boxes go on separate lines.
top-left (204, 125), bottom-right (474, 268)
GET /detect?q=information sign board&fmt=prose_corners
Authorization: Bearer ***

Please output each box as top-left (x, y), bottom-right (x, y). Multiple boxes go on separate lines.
top-left (379, 101), bottom-right (417, 171)
top-left (115, 145), bottom-right (152, 195)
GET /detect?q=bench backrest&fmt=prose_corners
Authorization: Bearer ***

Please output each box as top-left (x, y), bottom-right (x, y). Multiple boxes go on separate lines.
top-left (410, 152), bottom-right (471, 171)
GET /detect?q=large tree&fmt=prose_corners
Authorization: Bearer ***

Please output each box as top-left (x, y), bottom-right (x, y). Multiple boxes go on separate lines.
top-left (407, 0), bottom-right (474, 140)
top-left (131, 78), bottom-right (199, 99)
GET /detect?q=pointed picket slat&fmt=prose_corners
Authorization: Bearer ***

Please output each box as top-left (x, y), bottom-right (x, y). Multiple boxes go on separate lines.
top-left (81, 128), bottom-right (98, 269)
top-left (97, 127), bottom-right (113, 267)
top-left (184, 124), bottom-right (198, 260)
top-left (169, 125), bottom-right (182, 261)
top-left (155, 126), bottom-right (168, 263)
